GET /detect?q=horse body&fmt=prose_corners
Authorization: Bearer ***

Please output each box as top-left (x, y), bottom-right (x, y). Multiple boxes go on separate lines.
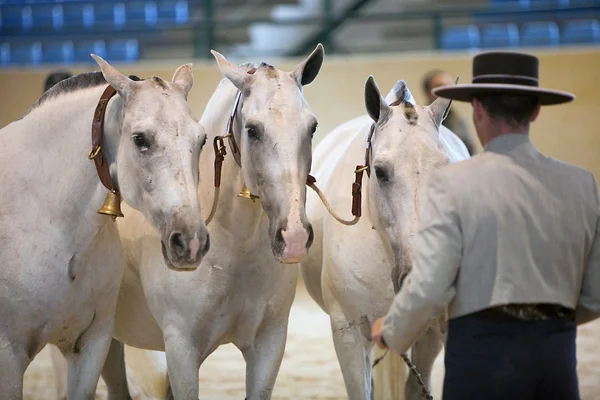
top-left (0, 58), bottom-right (208, 399)
top-left (102, 46), bottom-right (324, 400)
top-left (1, 94), bottom-right (123, 398)
top-left (300, 78), bottom-right (469, 400)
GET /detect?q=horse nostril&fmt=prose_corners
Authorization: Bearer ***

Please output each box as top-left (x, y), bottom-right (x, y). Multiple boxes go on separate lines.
top-left (169, 232), bottom-right (186, 256)
top-left (203, 233), bottom-right (210, 253)
top-left (276, 227), bottom-right (284, 244)
top-left (306, 224), bottom-right (314, 248)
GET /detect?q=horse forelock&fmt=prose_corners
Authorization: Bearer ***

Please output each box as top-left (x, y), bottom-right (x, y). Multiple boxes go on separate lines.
top-left (149, 76), bottom-right (168, 90)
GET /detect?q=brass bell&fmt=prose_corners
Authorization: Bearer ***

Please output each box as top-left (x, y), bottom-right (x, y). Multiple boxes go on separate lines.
top-left (97, 189), bottom-right (125, 221)
top-left (237, 183), bottom-right (259, 202)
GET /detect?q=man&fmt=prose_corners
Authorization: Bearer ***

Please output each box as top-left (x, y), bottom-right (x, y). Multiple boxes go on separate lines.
top-left (422, 69), bottom-right (480, 155)
top-left (372, 51), bottom-right (600, 399)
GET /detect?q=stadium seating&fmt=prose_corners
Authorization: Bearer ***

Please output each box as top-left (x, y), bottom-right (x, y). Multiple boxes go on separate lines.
top-left (481, 22), bottom-right (520, 47)
top-left (441, 25), bottom-right (481, 50)
top-left (521, 21), bottom-right (561, 46)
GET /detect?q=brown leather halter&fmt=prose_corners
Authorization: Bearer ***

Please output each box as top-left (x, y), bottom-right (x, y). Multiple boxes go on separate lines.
top-left (88, 85), bottom-right (119, 195)
top-left (211, 86), bottom-right (366, 219)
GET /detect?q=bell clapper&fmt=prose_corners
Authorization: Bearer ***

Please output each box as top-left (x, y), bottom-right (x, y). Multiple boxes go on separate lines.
top-left (237, 183), bottom-right (259, 202)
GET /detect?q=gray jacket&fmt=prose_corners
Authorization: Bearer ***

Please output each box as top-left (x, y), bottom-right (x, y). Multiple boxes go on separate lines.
top-left (381, 133), bottom-right (600, 354)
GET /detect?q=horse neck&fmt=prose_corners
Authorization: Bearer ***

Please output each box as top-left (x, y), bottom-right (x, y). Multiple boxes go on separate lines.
top-left (17, 86), bottom-right (123, 243)
top-left (199, 82), bottom-right (265, 237)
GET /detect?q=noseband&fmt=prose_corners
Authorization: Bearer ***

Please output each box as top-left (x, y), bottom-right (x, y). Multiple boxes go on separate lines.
top-left (209, 86), bottom-right (367, 225)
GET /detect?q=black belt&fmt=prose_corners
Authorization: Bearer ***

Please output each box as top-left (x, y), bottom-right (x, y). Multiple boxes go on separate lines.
top-left (474, 303), bottom-right (575, 322)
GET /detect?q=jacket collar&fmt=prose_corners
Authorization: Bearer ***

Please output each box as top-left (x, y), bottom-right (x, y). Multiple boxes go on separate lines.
top-left (484, 133), bottom-right (536, 155)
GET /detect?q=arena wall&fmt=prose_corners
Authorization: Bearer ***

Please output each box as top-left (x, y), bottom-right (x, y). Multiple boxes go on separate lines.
top-left (1, 47), bottom-right (599, 178)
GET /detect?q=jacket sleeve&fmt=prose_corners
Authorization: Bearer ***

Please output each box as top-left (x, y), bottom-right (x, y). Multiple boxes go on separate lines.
top-left (380, 171), bottom-right (463, 355)
top-left (576, 173), bottom-right (600, 325)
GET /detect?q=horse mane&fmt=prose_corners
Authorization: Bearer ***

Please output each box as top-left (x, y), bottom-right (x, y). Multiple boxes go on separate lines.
top-left (25, 72), bottom-right (143, 116)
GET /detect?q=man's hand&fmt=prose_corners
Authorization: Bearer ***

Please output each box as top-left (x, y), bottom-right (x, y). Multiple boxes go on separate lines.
top-left (371, 317), bottom-right (388, 349)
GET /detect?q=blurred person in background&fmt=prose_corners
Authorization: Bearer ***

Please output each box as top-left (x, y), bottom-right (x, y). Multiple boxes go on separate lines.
top-left (422, 69), bottom-right (480, 155)
top-left (373, 51), bottom-right (599, 400)
top-left (43, 70), bottom-right (72, 92)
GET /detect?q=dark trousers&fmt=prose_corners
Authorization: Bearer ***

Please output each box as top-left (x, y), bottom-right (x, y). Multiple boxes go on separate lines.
top-left (442, 312), bottom-right (580, 400)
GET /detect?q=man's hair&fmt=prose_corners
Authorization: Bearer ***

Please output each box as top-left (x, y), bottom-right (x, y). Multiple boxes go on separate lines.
top-left (474, 93), bottom-right (540, 128)
top-left (421, 69), bottom-right (446, 94)
top-left (43, 71), bottom-right (73, 92)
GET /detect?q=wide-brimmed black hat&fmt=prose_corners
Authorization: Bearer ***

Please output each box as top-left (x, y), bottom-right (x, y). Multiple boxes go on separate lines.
top-left (432, 51), bottom-right (575, 105)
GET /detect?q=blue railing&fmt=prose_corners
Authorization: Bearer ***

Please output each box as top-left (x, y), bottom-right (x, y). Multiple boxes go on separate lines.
top-left (1, 0), bottom-right (599, 67)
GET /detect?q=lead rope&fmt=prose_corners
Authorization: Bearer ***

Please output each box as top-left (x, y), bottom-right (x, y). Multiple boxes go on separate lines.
top-left (204, 187), bottom-right (220, 226)
top-left (204, 133), bottom-right (231, 226)
top-left (307, 182), bottom-right (360, 226)
top-left (401, 354), bottom-right (434, 400)
top-left (371, 350), bottom-right (433, 400)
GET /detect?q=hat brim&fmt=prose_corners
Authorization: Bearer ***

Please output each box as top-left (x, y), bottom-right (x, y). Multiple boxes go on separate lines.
top-left (432, 83), bottom-right (575, 105)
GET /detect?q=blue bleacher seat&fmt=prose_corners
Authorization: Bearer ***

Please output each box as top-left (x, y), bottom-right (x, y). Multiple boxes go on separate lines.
top-left (114, 2), bottom-right (126, 29)
top-left (44, 41), bottom-right (74, 64)
top-left (521, 21), bottom-right (561, 46)
top-left (561, 19), bottom-right (600, 44)
top-left (21, 6), bottom-right (32, 30)
top-left (0, 43), bottom-right (10, 65)
top-left (11, 41), bottom-right (42, 65)
top-left (64, 3), bottom-right (95, 30)
top-left (94, 3), bottom-right (120, 29)
top-left (30, 4), bottom-right (64, 31)
top-left (440, 25), bottom-right (481, 50)
top-left (128, 1), bottom-right (158, 25)
top-left (107, 39), bottom-right (139, 63)
top-left (74, 40), bottom-right (106, 63)
top-left (481, 23), bottom-right (520, 48)
top-left (158, 0), bottom-right (188, 25)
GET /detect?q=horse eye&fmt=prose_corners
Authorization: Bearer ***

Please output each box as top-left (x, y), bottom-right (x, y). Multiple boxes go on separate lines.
top-left (133, 134), bottom-right (148, 149)
top-left (375, 166), bottom-right (389, 182)
top-left (247, 126), bottom-right (259, 140)
top-left (200, 135), bottom-right (207, 149)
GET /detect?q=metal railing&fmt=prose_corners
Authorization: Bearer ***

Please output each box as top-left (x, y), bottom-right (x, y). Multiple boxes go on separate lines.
top-left (1, 0), bottom-right (599, 62)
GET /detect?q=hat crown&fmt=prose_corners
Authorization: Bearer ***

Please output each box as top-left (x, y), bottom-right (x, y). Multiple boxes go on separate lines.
top-left (472, 51), bottom-right (539, 87)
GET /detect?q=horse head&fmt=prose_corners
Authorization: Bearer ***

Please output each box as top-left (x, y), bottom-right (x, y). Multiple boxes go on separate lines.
top-left (210, 44), bottom-right (324, 264)
top-left (364, 75), bottom-right (452, 291)
top-left (94, 55), bottom-right (210, 271)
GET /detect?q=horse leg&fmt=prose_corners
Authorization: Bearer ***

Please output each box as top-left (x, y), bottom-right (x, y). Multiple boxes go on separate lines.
top-left (0, 341), bottom-right (28, 400)
top-left (50, 344), bottom-right (68, 400)
top-left (330, 312), bottom-right (373, 400)
top-left (163, 330), bottom-right (200, 400)
top-left (64, 319), bottom-right (113, 400)
top-left (241, 321), bottom-right (289, 400)
top-left (405, 321), bottom-right (444, 400)
top-left (101, 339), bottom-right (132, 400)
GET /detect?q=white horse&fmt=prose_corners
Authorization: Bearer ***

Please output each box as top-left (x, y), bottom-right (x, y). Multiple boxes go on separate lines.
top-left (0, 56), bottom-right (209, 399)
top-left (300, 76), bottom-right (470, 400)
top-left (62, 45), bottom-right (325, 400)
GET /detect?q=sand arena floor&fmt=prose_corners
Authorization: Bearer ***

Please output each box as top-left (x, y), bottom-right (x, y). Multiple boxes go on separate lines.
top-left (23, 282), bottom-right (600, 400)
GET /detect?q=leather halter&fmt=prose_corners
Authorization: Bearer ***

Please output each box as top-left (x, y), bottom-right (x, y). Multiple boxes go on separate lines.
top-left (212, 88), bottom-right (365, 219)
top-left (88, 85), bottom-right (119, 193)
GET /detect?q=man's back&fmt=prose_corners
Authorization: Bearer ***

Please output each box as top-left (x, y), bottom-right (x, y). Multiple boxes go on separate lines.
top-left (438, 133), bottom-right (599, 319)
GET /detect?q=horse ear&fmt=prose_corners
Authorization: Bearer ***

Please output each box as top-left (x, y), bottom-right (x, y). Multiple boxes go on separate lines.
top-left (427, 96), bottom-right (452, 126)
top-left (211, 49), bottom-right (255, 94)
top-left (384, 80), bottom-right (416, 106)
top-left (290, 43), bottom-right (324, 87)
top-left (364, 75), bottom-right (390, 122)
top-left (427, 75), bottom-right (458, 126)
top-left (172, 63), bottom-right (194, 99)
top-left (92, 54), bottom-right (136, 100)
